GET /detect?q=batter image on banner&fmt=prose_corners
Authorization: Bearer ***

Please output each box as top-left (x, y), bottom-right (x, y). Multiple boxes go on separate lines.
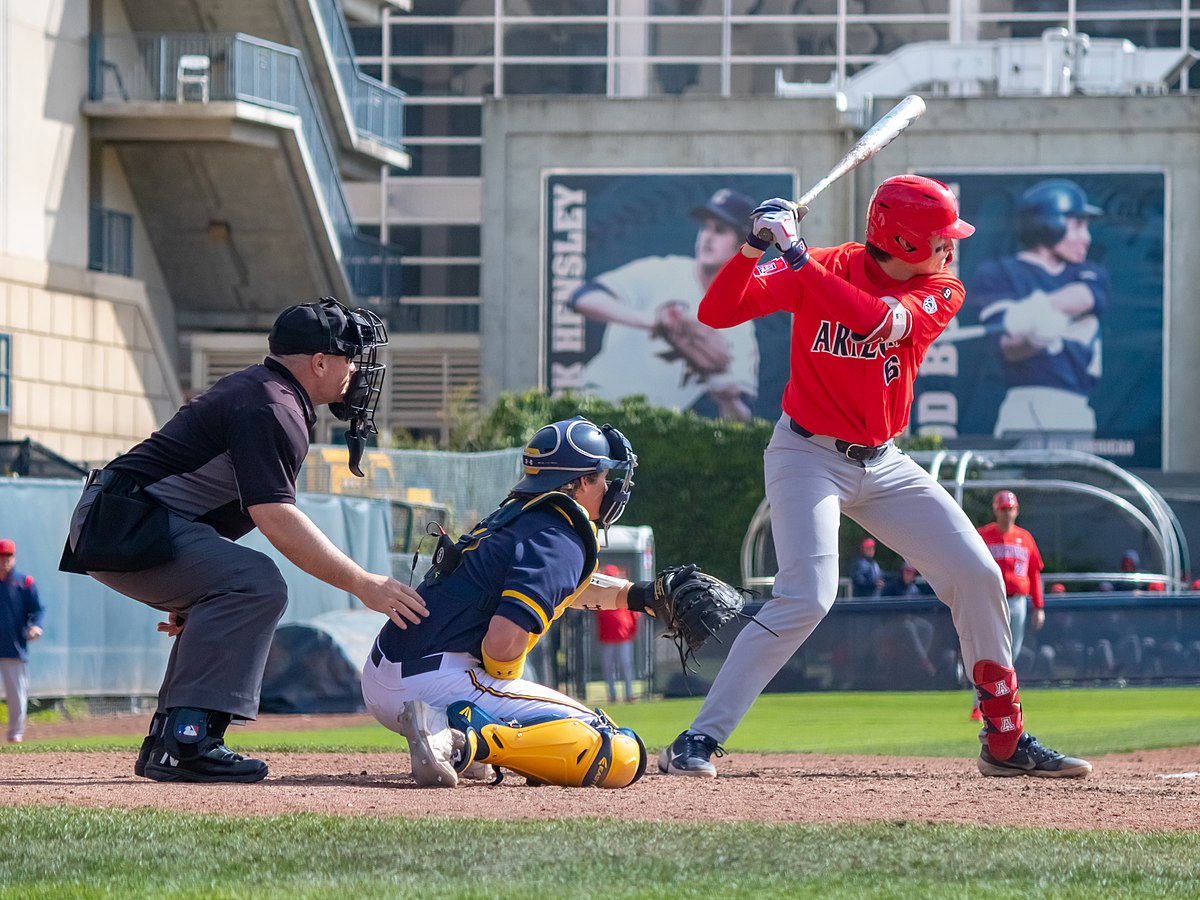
top-left (360, 416), bottom-right (745, 788)
top-left (972, 179), bottom-right (1110, 441)
top-left (916, 170), bottom-right (1163, 466)
top-left (569, 189), bottom-right (761, 421)
top-left (656, 176), bottom-right (1091, 781)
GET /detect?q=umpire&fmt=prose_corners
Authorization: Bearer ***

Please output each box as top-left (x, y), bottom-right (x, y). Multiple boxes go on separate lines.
top-left (60, 298), bottom-right (427, 783)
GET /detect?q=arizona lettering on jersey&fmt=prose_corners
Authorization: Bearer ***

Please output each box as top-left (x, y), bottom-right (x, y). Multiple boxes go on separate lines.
top-left (978, 522), bottom-right (1045, 608)
top-left (700, 242), bottom-right (964, 445)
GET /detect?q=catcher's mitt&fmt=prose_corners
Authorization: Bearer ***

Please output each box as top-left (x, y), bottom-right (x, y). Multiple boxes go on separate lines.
top-left (649, 564), bottom-right (763, 671)
top-left (651, 301), bottom-right (731, 385)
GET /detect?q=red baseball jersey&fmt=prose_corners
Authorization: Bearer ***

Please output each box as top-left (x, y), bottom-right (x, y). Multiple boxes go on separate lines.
top-left (977, 522), bottom-right (1045, 608)
top-left (699, 243), bottom-right (964, 445)
top-left (595, 608), bottom-right (639, 643)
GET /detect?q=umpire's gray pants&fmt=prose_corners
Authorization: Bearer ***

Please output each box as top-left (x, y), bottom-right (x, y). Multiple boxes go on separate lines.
top-left (70, 492), bottom-right (288, 720)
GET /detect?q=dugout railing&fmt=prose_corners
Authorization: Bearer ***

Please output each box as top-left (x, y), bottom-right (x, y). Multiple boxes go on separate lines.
top-left (741, 448), bottom-right (1190, 594)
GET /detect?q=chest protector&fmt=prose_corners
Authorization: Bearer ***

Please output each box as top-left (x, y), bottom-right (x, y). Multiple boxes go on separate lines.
top-left (424, 492), bottom-right (598, 594)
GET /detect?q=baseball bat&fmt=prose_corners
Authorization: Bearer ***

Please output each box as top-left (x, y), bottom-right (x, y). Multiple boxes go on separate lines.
top-left (932, 322), bottom-right (1004, 344)
top-left (756, 93), bottom-right (927, 243)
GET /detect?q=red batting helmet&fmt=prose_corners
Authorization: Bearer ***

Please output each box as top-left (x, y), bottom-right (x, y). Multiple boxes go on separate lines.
top-left (865, 175), bottom-right (975, 263)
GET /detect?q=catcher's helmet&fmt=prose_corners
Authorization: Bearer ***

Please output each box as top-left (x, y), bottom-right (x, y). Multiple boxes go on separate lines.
top-left (1017, 179), bottom-right (1102, 249)
top-left (865, 175), bottom-right (975, 263)
top-left (514, 417), bottom-right (637, 526)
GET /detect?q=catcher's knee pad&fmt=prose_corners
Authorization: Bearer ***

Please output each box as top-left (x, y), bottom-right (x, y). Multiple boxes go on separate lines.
top-left (973, 660), bottom-right (1024, 760)
top-left (448, 702), bottom-right (646, 788)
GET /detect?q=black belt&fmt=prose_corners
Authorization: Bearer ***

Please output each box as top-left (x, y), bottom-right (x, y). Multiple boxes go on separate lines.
top-left (369, 641), bottom-right (443, 678)
top-left (789, 418), bottom-right (891, 465)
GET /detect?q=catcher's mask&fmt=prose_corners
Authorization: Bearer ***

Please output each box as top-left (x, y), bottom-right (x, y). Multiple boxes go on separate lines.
top-left (270, 297), bottom-right (388, 477)
top-left (513, 417), bottom-right (637, 528)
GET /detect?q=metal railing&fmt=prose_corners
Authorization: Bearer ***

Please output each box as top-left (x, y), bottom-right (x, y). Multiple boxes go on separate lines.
top-left (88, 32), bottom-right (401, 304)
top-left (87, 206), bottom-right (133, 277)
top-left (310, 0), bottom-right (406, 152)
top-left (369, 6), bottom-right (1197, 100)
top-left (741, 448), bottom-right (1190, 592)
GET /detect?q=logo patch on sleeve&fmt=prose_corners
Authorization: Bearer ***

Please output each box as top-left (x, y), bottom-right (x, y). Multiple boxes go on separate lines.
top-left (941, 287), bottom-right (953, 301)
top-left (922, 296), bottom-right (938, 314)
top-left (756, 258), bottom-right (787, 276)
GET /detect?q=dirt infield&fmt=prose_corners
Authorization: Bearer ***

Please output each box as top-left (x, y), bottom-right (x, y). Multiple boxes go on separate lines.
top-left (4, 714), bottom-right (1198, 830)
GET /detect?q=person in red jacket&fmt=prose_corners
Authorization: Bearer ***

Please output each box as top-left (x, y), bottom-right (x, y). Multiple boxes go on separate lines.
top-left (595, 565), bottom-right (640, 703)
top-left (971, 490), bottom-right (1045, 720)
top-left (657, 176), bottom-right (1089, 780)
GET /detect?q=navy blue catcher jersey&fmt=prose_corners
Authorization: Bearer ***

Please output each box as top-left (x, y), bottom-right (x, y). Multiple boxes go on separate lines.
top-left (972, 256), bottom-right (1110, 396)
top-left (376, 497), bottom-right (596, 663)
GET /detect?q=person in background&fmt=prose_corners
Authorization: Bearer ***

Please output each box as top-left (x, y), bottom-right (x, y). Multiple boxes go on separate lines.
top-left (886, 562), bottom-right (933, 599)
top-left (971, 490), bottom-right (1045, 721)
top-left (850, 538), bottom-right (885, 598)
top-left (594, 564), bottom-right (640, 704)
top-left (0, 539), bottom-right (44, 743)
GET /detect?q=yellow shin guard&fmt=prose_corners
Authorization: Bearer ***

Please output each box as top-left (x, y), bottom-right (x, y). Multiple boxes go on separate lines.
top-left (464, 717), bottom-right (646, 788)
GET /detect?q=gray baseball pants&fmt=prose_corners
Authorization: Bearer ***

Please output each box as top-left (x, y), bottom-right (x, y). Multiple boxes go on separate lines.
top-left (691, 416), bottom-right (1011, 743)
top-left (71, 489), bottom-right (288, 720)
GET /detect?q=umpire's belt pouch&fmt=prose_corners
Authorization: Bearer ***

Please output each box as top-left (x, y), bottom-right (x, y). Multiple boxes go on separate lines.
top-left (60, 471), bottom-right (174, 573)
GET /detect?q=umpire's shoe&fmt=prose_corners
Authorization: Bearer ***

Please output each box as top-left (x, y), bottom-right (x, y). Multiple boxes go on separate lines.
top-left (398, 700), bottom-right (459, 787)
top-left (658, 730), bottom-right (725, 778)
top-left (978, 732), bottom-right (1092, 778)
top-left (143, 708), bottom-right (268, 783)
top-left (134, 711), bottom-right (167, 778)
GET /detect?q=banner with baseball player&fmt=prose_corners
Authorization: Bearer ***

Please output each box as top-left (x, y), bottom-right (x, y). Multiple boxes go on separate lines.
top-left (544, 170), bottom-right (795, 423)
top-left (912, 170), bottom-right (1165, 468)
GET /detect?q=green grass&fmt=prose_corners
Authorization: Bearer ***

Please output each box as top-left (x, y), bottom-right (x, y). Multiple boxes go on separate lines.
top-left (4, 687), bottom-right (1198, 897)
top-left (10, 686), bottom-right (1198, 757)
top-left (0, 808), bottom-right (1197, 899)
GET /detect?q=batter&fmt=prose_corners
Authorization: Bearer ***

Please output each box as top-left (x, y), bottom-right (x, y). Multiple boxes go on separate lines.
top-left (658, 176), bottom-right (1091, 779)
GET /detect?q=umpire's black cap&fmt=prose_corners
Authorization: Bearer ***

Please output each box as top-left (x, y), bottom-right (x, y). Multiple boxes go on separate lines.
top-left (690, 188), bottom-right (755, 230)
top-left (269, 298), bottom-right (357, 356)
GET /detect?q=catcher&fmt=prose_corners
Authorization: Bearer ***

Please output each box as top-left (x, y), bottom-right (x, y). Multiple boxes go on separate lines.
top-left (361, 416), bottom-right (747, 789)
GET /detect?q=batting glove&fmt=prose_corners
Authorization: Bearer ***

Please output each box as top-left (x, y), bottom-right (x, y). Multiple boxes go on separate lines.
top-left (752, 208), bottom-right (809, 269)
top-left (747, 198), bottom-right (797, 251)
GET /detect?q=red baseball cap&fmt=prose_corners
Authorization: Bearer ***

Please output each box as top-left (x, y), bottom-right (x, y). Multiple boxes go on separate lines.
top-left (0, 539), bottom-right (14, 555)
top-left (860, 538), bottom-right (876, 549)
top-left (1050, 583), bottom-right (1067, 593)
top-left (993, 490), bottom-right (1018, 509)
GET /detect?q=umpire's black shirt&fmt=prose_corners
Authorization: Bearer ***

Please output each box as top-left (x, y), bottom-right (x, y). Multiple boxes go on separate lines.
top-left (108, 358), bottom-right (315, 540)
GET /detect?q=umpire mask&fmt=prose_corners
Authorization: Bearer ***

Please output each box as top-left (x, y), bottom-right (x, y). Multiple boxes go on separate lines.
top-left (315, 298), bottom-right (388, 477)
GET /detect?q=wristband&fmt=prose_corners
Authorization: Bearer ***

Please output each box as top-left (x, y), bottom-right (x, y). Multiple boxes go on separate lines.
top-left (782, 237), bottom-right (809, 270)
top-left (627, 581), bottom-right (652, 613)
top-left (481, 645), bottom-right (525, 680)
top-left (745, 230), bottom-right (771, 252)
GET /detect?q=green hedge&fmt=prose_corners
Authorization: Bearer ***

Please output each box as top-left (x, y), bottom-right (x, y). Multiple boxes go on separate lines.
top-left (401, 390), bottom-right (943, 587)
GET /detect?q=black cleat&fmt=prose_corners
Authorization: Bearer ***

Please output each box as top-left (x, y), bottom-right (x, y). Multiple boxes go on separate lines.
top-left (143, 740), bottom-right (268, 783)
top-left (978, 732), bottom-right (1092, 778)
top-left (658, 731), bottom-right (725, 778)
top-left (142, 707), bottom-right (267, 783)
